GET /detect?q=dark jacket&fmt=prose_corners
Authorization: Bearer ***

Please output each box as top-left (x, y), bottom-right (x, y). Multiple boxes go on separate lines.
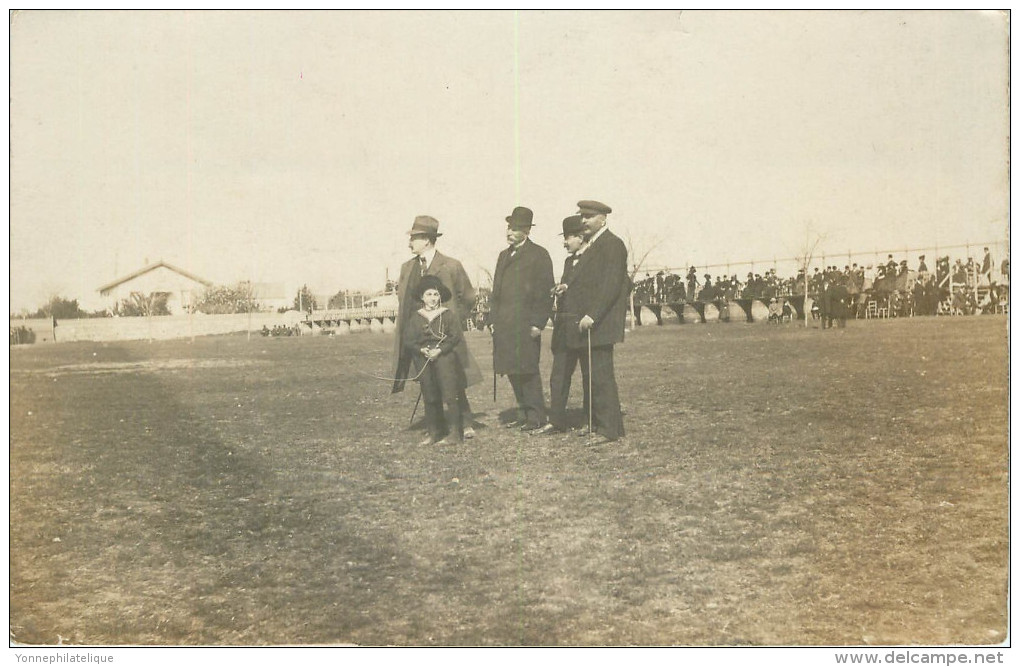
top-left (551, 253), bottom-right (582, 351)
top-left (561, 227), bottom-right (629, 350)
top-left (391, 250), bottom-right (482, 393)
top-left (490, 238), bottom-right (554, 375)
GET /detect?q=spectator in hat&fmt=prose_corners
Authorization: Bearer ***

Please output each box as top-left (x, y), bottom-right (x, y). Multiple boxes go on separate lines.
top-left (404, 275), bottom-right (466, 445)
top-left (827, 276), bottom-right (851, 328)
top-left (560, 199), bottom-right (629, 445)
top-left (391, 215), bottom-right (482, 440)
top-left (981, 247), bottom-right (993, 285)
top-left (686, 266), bottom-right (699, 302)
top-left (490, 206), bottom-right (555, 431)
top-left (537, 215), bottom-right (591, 435)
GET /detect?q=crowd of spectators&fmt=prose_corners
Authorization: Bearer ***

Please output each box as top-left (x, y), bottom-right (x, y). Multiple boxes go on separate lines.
top-left (631, 247), bottom-right (1009, 318)
top-left (9, 326), bottom-right (35, 345)
top-left (260, 324), bottom-right (303, 337)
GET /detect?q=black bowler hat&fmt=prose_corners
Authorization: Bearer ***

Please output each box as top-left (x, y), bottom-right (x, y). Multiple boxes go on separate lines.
top-left (505, 206), bottom-right (534, 229)
top-left (577, 200), bottom-right (612, 215)
top-left (414, 274), bottom-right (452, 302)
top-left (560, 214), bottom-right (584, 236)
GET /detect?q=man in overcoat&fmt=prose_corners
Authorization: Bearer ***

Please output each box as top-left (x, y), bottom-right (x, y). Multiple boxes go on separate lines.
top-left (490, 206), bottom-right (554, 431)
top-left (391, 215), bottom-right (482, 439)
top-left (561, 200), bottom-right (629, 444)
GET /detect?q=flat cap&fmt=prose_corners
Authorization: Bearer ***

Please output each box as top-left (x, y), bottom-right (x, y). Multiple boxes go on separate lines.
top-left (576, 200), bottom-right (612, 215)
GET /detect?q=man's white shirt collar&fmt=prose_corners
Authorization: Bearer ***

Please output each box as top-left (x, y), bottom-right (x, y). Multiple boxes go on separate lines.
top-left (587, 225), bottom-right (608, 246)
top-left (419, 247), bottom-right (438, 269)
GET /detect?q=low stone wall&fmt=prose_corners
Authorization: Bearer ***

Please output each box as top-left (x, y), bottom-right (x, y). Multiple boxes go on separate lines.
top-left (10, 313), bottom-right (293, 344)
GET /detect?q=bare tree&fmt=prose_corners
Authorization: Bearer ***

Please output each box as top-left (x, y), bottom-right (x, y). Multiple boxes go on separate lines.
top-left (793, 223), bottom-right (828, 328)
top-left (622, 227), bottom-right (666, 330)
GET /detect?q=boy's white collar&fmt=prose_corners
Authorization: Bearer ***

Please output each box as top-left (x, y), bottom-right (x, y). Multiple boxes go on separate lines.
top-left (417, 305), bottom-right (448, 321)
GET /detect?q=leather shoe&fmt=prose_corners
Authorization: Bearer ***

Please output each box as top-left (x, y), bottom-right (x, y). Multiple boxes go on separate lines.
top-left (463, 427), bottom-right (476, 439)
top-left (520, 423), bottom-right (543, 432)
top-left (504, 420), bottom-right (523, 429)
top-left (532, 424), bottom-right (563, 436)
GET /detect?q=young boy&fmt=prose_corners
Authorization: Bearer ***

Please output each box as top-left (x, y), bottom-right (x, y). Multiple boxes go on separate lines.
top-left (404, 275), bottom-right (466, 445)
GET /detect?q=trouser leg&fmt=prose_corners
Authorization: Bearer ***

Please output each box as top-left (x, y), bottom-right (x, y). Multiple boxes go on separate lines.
top-left (423, 400), bottom-right (444, 441)
top-left (589, 345), bottom-right (624, 439)
top-left (444, 398), bottom-right (463, 442)
top-left (509, 373), bottom-right (546, 427)
top-left (578, 350), bottom-right (592, 428)
top-left (457, 389), bottom-right (472, 426)
top-left (548, 350), bottom-right (577, 430)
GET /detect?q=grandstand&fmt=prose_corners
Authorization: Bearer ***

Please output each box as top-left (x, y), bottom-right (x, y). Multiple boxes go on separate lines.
top-left (629, 240), bottom-right (1007, 324)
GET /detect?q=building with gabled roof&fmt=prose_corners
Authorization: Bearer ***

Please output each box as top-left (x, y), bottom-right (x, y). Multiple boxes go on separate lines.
top-left (98, 260), bottom-right (214, 315)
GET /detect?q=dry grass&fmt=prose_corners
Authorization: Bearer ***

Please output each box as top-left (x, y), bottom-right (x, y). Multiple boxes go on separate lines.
top-left (9, 316), bottom-right (1008, 646)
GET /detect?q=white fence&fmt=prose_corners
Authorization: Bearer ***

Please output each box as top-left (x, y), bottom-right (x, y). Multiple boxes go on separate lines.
top-left (10, 312), bottom-right (296, 344)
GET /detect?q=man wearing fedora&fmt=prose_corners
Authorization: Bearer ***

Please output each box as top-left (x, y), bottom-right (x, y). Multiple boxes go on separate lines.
top-left (490, 206), bottom-right (555, 432)
top-left (391, 215), bottom-right (482, 440)
top-left (561, 200), bottom-right (629, 444)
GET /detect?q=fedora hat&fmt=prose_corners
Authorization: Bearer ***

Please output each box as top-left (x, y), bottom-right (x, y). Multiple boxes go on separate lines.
top-left (407, 215), bottom-right (442, 237)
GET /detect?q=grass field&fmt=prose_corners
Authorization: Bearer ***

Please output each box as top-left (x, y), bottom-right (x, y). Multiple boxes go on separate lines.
top-left (9, 316), bottom-right (1009, 646)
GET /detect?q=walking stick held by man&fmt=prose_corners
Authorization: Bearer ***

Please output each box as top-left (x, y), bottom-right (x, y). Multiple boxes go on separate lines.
top-left (587, 328), bottom-right (593, 446)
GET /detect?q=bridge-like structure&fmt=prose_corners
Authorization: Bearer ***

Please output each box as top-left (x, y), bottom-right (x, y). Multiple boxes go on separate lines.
top-left (301, 307), bottom-right (399, 334)
top-left (301, 299), bottom-right (811, 332)
top-left (631, 296), bottom-right (812, 325)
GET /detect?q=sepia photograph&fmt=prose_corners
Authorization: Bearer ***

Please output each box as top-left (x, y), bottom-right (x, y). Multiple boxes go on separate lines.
top-left (8, 9), bottom-right (1010, 659)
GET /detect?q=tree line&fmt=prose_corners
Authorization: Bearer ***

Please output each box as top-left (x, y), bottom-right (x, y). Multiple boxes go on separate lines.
top-left (13, 283), bottom-right (380, 319)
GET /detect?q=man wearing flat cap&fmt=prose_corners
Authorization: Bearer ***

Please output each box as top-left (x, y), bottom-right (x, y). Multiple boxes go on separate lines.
top-left (391, 215), bottom-right (482, 441)
top-left (561, 200), bottom-right (629, 444)
top-left (490, 206), bottom-right (555, 431)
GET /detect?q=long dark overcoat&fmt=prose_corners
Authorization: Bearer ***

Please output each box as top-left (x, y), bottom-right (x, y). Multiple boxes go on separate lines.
top-left (561, 228), bottom-right (630, 350)
top-left (391, 251), bottom-right (482, 393)
top-left (490, 238), bottom-right (554, 375)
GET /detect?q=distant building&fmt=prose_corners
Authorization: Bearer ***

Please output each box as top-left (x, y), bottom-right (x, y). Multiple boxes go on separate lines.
top-left (249, 282), bottom-right (290, 312)
top-left (362, 293), bottom-right (399, 310)
top-left (97, 260), bottom-right (213, 314)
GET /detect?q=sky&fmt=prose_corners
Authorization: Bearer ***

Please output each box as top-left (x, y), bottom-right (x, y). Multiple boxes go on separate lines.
top-left (9, 10), bottom-right (1010, 313)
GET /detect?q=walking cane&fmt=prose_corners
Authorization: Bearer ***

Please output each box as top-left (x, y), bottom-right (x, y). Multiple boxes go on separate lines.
top-left (587, 328), bottom-right (593, 446)
top-left (409, 390), bottom-right (423, 426)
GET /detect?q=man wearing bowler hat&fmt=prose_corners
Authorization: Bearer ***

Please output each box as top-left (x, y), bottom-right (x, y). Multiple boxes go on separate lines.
top-left (535, 214), bottom-right (590, 435)
top-left (391, 215), bottom-right (482, 441)
top-left (562, 200), bottom-right (629, 444)
top-left (490, 206), bottom-right (555, 431)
